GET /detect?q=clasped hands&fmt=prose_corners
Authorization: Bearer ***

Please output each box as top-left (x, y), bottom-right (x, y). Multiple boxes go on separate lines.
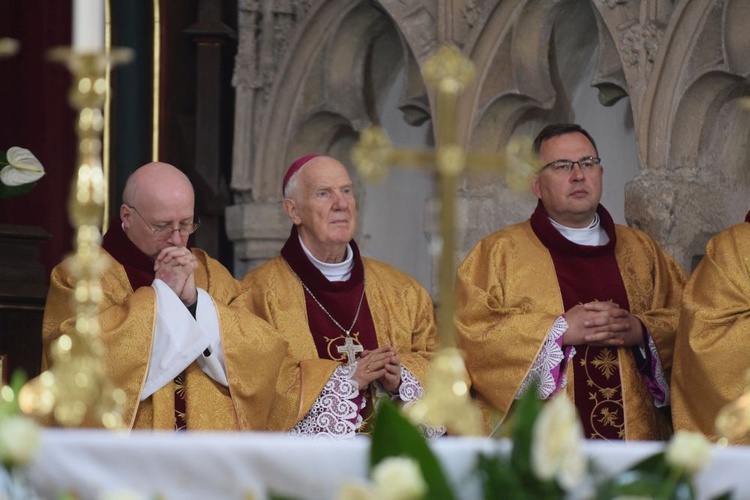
top-left (563, 301), bottom-right (644, 348)
top-left (154, 246), bottom-right (198, 307)
top-left (351, 345), bottom-right (401, 393)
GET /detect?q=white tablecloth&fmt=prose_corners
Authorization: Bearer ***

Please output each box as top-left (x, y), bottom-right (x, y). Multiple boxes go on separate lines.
top-left (24, 430), bottom-right (750, 499)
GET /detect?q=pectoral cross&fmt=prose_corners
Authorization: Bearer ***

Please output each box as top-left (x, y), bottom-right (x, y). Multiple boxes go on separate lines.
top-left (351, 44), bottom-right (537, 435)
top-left (337, 336), bottom-right (364, 366)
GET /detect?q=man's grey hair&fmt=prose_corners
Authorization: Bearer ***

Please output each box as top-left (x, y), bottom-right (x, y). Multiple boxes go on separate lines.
top-left (283, 164), bottom-right (308, 200)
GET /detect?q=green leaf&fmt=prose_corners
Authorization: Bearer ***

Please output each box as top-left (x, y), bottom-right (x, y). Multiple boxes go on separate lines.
top-left (710, 491), bottom-right (734, 500)
top-left (627, 451), bottom-right (671, 476)
top-left (0, 369), bottom-right (27, 417)
top-left (370, 401), bottom-right (455, 500)
top-left (475, 453), bottom-right (524, 500)
top-left (0, 181), bottom-right (37, 200)
top-left (508, 386), bottom-right (543, 480)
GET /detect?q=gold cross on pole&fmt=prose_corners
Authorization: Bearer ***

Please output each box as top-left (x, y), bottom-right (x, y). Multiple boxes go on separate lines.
top-left (352, 44), bottom-right (536, 436)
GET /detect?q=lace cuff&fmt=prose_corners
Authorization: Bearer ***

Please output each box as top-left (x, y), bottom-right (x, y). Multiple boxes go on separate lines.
top-left (517, 316), bottom-right (573, 400)
top-left (290, 364), bottom-right (364, 438)
top-left (369, 366), bottom-right (445, 439)
top-left (398, 367), bottom-right (446, 440)
top-left (644, 334), bottom-right (670, 407)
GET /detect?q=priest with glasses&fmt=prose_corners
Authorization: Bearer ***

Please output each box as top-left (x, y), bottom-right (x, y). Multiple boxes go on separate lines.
top-left (456, 123), bottom-right (685, 440)
top-left (42, 162), bottom-right (287, 430)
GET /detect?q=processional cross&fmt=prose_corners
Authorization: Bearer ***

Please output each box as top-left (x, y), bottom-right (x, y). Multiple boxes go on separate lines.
top-left (352, 44), bottom-right (536, 435)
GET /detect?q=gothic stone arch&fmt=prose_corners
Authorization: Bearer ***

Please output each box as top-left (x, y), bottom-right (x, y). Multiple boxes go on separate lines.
top-left (228, 0), bottom-right (750, 277)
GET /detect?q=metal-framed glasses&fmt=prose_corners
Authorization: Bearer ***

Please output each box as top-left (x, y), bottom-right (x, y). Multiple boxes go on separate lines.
top-left (126, 205), bottom-right (200, 240)
top-left (540, 156), bottom-right (601, 173)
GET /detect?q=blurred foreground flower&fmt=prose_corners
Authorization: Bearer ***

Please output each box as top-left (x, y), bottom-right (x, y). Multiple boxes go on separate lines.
top-left (596, 429), bottom-right (720, 499)
top-left (372, 457), bottom-right (427, 500)
top-left (0, 372), bottom-right (41, 499)
top-left (666, 431), bottom-right (711, 475)
top-left (0, 147), bottom-right (45, 200)
top-left (531, 393), bottom-right (586, 490)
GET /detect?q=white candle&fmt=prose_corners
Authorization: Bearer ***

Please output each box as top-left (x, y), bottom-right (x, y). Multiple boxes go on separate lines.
top-left (72, 0), bottom-right (104, 51)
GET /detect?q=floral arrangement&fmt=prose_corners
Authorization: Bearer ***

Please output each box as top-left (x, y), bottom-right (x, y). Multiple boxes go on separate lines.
top-left (0, 147), bottom-right (45, 200)
top-left (341, 388), bottom-right (727, 500)
top-left (0, 372), bottom-right (42, 499)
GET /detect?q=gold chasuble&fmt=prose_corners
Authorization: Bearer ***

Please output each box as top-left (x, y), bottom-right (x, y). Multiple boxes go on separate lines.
top-left (456, 202), bottom-right (685, 440)
top-left (672, 218), bottom-right (750, 441)
top-left (241, 227), bottom-right (438, 432)
top-left (42, 220), bottom-right (286, 431)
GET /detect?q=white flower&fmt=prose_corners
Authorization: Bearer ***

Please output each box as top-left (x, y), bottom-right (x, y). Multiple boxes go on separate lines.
top-left (1, 147), bottom-right (45, 187)
top-left (372, 456), bottom-right (427, 500)
top-left (666, 430), bottom-right (711, 475)
top-left (531, 393), bottom-right (586, 490)
top-left (0, 415), bottom-right (41, 467)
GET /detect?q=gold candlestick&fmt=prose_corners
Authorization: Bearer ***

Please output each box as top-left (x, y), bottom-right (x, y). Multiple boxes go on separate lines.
top-left (19, 48), bottom-right (132, 428)
top-left (353, 45), bottom-right (537, 435)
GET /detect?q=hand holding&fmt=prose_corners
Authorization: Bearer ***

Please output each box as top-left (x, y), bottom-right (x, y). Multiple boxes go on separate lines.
top-left (350, 346), bottom-right (392, 389)
top-left (154, 246), bottom-right (198, 306)
top-left (379, 347), bottom-right (401, 393)
top-left (582, 301), bottom-right (643, 347)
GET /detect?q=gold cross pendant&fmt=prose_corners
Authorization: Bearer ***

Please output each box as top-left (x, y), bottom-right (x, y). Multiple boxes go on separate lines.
top-left (337, 335), bottom-right (363, 366)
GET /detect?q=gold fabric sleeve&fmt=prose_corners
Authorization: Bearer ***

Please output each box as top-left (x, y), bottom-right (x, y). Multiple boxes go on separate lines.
top-left (456, 222), bottom-right (684, 439)
top-left (241, 256), bottom-right (439, 431)
top-left (671, 222), bottom-right (750, 441)
top-left (455, 223), bottom-right (564, 430)
top-left (43, 252), bottom-right (155, 429)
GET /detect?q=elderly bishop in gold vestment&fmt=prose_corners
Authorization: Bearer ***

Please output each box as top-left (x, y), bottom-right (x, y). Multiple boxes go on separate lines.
top-left (672, 213), bottom-right (750, 441)
top-left (241, 155), bottom-right (441, 437)
top-left (43, 162), bottom-right (287, 430)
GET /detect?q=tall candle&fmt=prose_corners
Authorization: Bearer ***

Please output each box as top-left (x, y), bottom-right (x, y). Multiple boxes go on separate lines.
top-left (72, 0), bottom-right (104, 51)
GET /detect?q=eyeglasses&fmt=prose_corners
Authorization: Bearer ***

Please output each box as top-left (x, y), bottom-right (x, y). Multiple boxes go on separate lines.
top-left (540, 156), bottom-right (601, 173)
top-left (126, 205), bottom-right (200, 240)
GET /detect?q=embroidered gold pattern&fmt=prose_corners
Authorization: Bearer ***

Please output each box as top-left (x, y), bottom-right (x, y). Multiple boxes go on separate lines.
top-left (581, 346), bottom-right (625, 440)
top-left (591, 349), bottom-right (618, 379)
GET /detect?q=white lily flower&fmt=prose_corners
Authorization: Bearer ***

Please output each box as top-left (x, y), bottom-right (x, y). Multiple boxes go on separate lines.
top-left (0, 415), bottom-right (41, 467)
top-left (666, 430), bottom-right (711, 475)
top-left (372, 456), bottom-right (427, 500)
top-left (1, 147), bottom-right (45, 187)
top-left (531, 393), bottom-right (586, 490)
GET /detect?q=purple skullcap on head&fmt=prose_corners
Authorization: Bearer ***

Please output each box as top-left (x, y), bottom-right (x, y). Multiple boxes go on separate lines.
top-left (282, 154), bottom-right (323, 195)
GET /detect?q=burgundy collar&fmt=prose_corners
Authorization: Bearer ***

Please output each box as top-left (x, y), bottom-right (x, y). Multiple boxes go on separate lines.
top-left (280, 225), bottom-right (364, 291)
top-left (101, 218), bottom-right (185, 291)
top-left (530, 200), bottom-right (616, 256)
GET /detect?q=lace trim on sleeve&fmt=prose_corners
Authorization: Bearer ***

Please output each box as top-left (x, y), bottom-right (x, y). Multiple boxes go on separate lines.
top-left (517, 316), bottom-right (569, 400)
top-left (397, 367), bottom-right (446, 440)
top-left (371, 367), bottom-right (445, 439)
top-left (397, 366), bottom-right (422, 402)
top-left (648, 335), bottom-right (670, 407)
top-left (290, 364), bottom-right (363, 439)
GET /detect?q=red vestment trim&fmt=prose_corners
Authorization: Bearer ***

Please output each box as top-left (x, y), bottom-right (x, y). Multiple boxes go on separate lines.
top-left (280, 226), bottom-right (379, 361)
top-left (530, 200), bottom-right (627, 440)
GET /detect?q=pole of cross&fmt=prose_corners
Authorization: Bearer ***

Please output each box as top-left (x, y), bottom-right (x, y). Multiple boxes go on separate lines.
top-left (352, 44), bottom-right (536, 435)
